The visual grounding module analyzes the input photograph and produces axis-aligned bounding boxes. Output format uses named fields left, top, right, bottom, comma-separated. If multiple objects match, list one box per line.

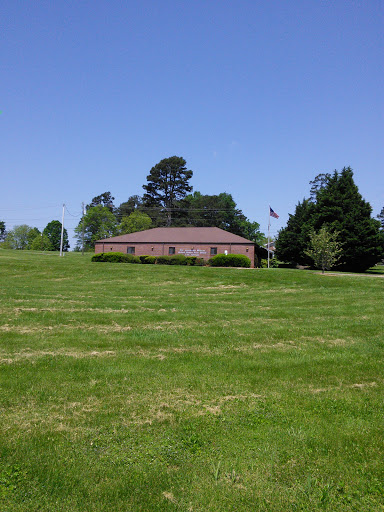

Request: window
left=127, top=247, right=135, bottom=254
left=210, top=247, right=217, bottom=255
left=169, top=247, right=175, bottom=255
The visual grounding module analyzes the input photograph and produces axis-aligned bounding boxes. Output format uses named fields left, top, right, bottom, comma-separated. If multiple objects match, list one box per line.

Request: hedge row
left=91, top=252, right=205, bottom=265
left=92, top=252, right=251, bottom=268
left=91, top=252, right=141, bottom=263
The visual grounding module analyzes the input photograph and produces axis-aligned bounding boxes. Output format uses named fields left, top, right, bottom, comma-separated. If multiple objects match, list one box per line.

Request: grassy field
left=0, top=249, right=383, bottom=511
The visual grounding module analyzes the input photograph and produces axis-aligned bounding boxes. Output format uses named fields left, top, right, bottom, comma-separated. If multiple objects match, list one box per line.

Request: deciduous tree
left=43, top=220, right=70, bottom=251
left=305, top=227, right=342, bottom=273
left=75, top=206, right=117, bottom=249
left=30, top=234, right=53, bottom=251
left=183, top=191, right=265, bottom=243
left=3, top=225, right=38, bottom=250
left=119, top=211, right=152, bottom=234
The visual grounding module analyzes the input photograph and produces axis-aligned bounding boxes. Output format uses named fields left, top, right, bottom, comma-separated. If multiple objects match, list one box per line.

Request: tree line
left=1, top=160, right=383, bottom=269
left=0, top=221, right=70, bottom=251
left=74, top=156, right=266, bottom=250
left=275, top=167, right=384, bottom=272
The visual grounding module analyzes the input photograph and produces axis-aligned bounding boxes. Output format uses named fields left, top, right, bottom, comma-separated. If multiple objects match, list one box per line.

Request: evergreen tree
left=378, top=207, right=384, bottom=230
left=0, top=221, right=6, bottom=242
left=276, top=167, right=384, bottom=271
left=142, top=156, right=193, bottom=226
left=275, top=199, right=316, bottom=265
left=116, top=195, right=143, bottom=222
left=314, top=167, right=384, bottom=272
left=87, top=192, right=116, bottom=214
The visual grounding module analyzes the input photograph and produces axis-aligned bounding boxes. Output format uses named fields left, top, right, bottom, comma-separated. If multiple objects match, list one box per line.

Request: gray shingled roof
left=96, top=227, right=253, bottom=244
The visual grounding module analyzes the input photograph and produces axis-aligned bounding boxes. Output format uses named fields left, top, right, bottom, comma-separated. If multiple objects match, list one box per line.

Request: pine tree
left=275, top=199, right=316, bottom=265
left=314, top=167, right=384, bottom=272
left=142, top=156, right=193, bottom=226
left=378, top=207, right=384, bottom=230
left=276, top=167, right=384, bottom=271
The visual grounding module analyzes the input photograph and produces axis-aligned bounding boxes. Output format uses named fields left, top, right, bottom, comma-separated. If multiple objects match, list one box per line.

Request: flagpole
left=267, top=206, right=270, bottom=269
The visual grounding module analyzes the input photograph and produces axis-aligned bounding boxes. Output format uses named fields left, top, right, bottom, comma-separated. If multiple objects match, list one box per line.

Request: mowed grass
left=0, top=250, right=383, bottom=511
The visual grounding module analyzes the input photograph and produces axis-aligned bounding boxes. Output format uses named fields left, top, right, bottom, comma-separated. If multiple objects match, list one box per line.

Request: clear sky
left=1, top=0, right=383, bottom=246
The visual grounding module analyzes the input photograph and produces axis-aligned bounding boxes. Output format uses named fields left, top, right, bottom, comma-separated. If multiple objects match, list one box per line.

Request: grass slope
left=0, top=250, right=383, bottom=511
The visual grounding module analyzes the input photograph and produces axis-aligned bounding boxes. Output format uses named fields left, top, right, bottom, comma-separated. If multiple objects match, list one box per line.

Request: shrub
left=260, top=258, right=278, bottom=268
left=208, top=253, right=251, bottom=268
left=184, top=256, right=205, bottom=266
left=124, top=254, right=141, bottom=264
left=156, top=255, right=171, bottom=265
left=142, top=256, right=156, bottom=264
left=139, top=255, right=150, bottom=263
left=169, top=255, right=187, bottom=265
left=91, top=252, right=141, bottom=263
left=92, top=252, right=107, bottom=262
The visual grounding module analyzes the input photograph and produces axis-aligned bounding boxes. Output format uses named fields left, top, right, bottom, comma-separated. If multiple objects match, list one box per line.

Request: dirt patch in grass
left=234, top=342, right=299, bottom=353
left=124, top=390, right=263, bottom=426
left=306, top=336, right=353, bottom=346
left=201, top=284, right=247, bottom=290
left=350, top=381, right=377, bottom=389
left=0, top=323, right=132, bottom=334
left=0, top=349, right=117, bottom=363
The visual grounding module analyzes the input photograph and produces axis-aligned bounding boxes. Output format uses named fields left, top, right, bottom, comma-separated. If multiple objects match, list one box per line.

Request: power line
left=64, top=205, right=82, bottom=217
left=0, top=205, right=62, bottom=212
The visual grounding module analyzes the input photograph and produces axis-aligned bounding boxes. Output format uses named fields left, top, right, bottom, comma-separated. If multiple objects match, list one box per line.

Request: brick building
left=95, top=227, right=255, bottom=267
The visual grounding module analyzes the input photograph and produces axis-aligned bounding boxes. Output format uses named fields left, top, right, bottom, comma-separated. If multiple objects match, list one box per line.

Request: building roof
left=96, top=227, right=254, bottom=244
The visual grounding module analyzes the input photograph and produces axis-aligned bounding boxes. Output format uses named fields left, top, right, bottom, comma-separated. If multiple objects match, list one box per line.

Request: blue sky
left=1, top=0, right=383, bottom=246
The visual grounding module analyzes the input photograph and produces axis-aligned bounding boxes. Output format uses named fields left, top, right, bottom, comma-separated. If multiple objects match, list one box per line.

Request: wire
left=0, top=205, right=61, bottom=212
left=64, top=205, right=82, bottom=217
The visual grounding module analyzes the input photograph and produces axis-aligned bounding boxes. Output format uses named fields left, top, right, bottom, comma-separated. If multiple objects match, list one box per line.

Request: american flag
left=269, top=207, right=279, bottom=219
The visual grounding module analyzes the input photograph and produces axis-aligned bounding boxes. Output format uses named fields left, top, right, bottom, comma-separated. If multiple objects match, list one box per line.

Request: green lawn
left=0, top=250, right=383, bottom=511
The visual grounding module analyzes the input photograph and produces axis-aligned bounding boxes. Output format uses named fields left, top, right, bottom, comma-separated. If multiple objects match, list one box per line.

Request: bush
left=208, top=254, right=251, bottom=268
left=156, top=255, right=171, bottom=265
left=169, top=255, right=187, bottom=265
left=142, top=256, right=156, bottom=264
left=260, top=258, right=279, bottom=268
left=184, top=256, right=205, bottom=266
left=139, top=255, right=150, bottom=263
left=124, top=254, right=141, bottom=264
left=91, top=252, right=141, bottom=264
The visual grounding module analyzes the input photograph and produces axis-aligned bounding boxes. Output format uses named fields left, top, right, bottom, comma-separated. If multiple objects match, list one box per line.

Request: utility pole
left=60, top=204, right=65, bottom=256
left=81, top=202, right=85, bottom=255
